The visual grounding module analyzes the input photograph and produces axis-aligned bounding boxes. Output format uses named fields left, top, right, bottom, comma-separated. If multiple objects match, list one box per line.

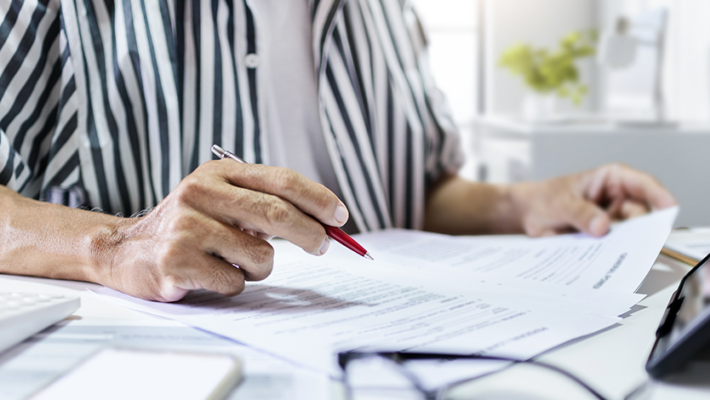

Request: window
left=412, top=0, right=481, bottom=179
left=600, top=0, right=710, bottom=122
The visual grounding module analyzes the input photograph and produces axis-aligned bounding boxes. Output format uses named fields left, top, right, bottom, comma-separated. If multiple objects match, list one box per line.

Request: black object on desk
left=647, top=252, right=710, bottom=377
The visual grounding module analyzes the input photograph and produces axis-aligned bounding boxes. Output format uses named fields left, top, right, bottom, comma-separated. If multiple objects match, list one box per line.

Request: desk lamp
left=597, top=9, right=673, bottom=126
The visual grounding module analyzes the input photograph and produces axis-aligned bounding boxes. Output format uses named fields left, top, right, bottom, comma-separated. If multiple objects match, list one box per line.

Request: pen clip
left=211, top=144, right=246, bottom=164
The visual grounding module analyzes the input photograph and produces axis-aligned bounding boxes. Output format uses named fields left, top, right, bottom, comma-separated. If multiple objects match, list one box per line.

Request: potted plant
left=499, top=30, right=596, bottom=120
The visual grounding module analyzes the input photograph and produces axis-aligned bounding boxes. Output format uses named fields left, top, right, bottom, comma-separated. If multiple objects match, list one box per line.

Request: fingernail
left=334, top=204, right=349, bottom=225
left=319, top=236, right=330, bottom=255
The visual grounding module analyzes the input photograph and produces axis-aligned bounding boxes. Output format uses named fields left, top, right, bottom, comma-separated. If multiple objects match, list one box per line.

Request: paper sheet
left=664, top=229, right=710, bottom=262
left=91, top=208, right=676, bottom=382
left=354, top=208, right=678, bottom=296
left=94, top=255, right=620, bottom=376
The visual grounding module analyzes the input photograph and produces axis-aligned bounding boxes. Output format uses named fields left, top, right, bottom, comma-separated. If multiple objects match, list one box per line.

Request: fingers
left=212, top=161, right=349, bottom=227
left=151, top=223, right=274, bottom=301
left=177, top=256, right=247, bottom=299
left=618, top=199, right=650, bottom=219
left=146, top=242, right=248, bottom=302
left=615, top=165, right=677, bottom=210
left=563, top=196, right=610, bottom=237
left=202, top=223, right=275, bottom=281
left=188, top=184, right=330, bottom=255
left=119, top=160, right=348, bottom=302
left=546, top=164, right=673, bottom=237
left=229, top=192, right=328, bottom=255
left=524, top=197, right=610, bottom=238
left=588, top=164, right=677, bottom=211
left=514, top=164, right=674, bottom=241
left=180, top=162, right=339, bottom=255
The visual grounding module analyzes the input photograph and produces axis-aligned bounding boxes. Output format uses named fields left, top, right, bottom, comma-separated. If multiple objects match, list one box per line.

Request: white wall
left=599, top=0, right=710, bottom=122
left=413, top=0, right=480, bottom=180
left=413, top=0, right=478, bottom=125
left=484, top=0, right=599, bottom=115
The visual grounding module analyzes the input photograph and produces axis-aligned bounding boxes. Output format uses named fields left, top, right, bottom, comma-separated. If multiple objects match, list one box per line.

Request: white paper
left=94, top=254, right=620, bottom=376
left=90, top=209, right=676, bottom=385
left=664, top=230, right=710, bottom=262
left=354, top=208, right=678, bottom=296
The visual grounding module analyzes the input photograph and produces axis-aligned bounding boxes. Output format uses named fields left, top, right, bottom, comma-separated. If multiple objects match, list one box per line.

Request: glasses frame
left=338, top=351, right=609, bottom=400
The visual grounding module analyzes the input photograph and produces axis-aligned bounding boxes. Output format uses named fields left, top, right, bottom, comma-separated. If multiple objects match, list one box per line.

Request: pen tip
left=364, top=253, right=374, bottom=261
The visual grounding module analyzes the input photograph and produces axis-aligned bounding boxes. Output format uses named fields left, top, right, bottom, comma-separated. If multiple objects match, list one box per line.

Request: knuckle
left=273, top=168, right=299, bottom=193
left=155, top=275, right=186, bottom=302
left=264, top=200, right=293, bottom=228
left=222, top=280, right=246, bottom=297
left=166, top=212, right=201, bottom=235
left=172, top=176, right=204, bottom=207
left=198, top=159, right=231, bottom=178
left=161, top=274, right=179, bottom=290
left=203, top=159, right=223, bottom=171
left=247, top=242, right=275, bottom=281
left=313, top=185, right=335, bottom=210
left=212, top=266, right=246, bottom=296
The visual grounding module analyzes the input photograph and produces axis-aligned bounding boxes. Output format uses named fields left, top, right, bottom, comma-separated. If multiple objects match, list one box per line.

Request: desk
left=446, top=254, right=705, bottom=400
left=1, top=239, right=708, bottom=399
left=476, top=116, right=710, bottom=228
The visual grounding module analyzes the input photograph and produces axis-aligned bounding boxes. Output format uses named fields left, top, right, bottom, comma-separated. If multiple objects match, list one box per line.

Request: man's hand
left=424, top=164, right=676, bottom=237
left=509, top=163, right=677, bottom=237
left=98, top=161, right=348, bottom=302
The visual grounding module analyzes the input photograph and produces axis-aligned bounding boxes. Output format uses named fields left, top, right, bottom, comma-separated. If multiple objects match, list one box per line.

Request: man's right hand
left=96, top=161, right=348, bottom=302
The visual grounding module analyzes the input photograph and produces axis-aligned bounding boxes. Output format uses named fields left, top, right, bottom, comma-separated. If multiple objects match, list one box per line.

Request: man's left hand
left=509, top=163, right=677, bottom=237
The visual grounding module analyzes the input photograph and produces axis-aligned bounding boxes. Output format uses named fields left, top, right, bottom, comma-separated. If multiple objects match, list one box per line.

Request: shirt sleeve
left=0, top=129, right=31, bottom=191
left=406, top=5, right=466, bottom=185
left=0, top=0, right=64, bottom=197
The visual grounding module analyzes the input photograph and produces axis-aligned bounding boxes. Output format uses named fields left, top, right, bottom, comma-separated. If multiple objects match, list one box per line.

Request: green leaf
left=497, top=29, right=597, bottom=105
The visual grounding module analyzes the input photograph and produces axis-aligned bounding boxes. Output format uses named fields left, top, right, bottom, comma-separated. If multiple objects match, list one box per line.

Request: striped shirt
left=0, top=0, right=463, bottom=232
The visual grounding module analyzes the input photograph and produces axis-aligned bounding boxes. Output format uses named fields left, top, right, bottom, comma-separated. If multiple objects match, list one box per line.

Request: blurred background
left=413, top=0, right=710, bottom=227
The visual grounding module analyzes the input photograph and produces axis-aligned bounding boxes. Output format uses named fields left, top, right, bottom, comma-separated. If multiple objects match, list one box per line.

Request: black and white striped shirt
left=0, top=0, right=463, bottom=232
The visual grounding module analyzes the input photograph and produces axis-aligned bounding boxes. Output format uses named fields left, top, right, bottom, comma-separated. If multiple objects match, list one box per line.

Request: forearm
left=423, top=174, right=525, bottom=235
left=0, top=185, right=124, bottom=284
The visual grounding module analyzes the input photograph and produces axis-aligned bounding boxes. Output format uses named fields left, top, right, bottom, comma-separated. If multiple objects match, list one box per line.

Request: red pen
left=211, top=145, right=374, bottom=261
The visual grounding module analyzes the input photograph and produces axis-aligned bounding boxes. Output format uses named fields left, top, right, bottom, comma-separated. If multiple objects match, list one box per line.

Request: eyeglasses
left=338, top=351, right=609, bottom=400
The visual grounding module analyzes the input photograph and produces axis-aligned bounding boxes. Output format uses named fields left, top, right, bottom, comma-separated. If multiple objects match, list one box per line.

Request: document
left=95, top=256, right=620, bottom=376
left=354, top=207, right=677, bottom=296
left=664, top=229, right=710, bottom=263
left=92, top=209, right=675, bottom=379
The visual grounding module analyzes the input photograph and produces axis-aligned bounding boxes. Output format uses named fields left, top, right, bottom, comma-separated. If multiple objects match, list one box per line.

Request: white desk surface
left=1, top=246, right=709, bottom=399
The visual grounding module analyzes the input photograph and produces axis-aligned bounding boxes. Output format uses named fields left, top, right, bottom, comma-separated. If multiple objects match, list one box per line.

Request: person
left=0, top=0, right=676, bottom=302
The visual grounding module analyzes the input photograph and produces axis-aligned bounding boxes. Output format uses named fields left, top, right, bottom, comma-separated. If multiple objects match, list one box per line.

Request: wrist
left=494, top=182, right=530, bottom=234
left=83, top=214, right=131, bottom=287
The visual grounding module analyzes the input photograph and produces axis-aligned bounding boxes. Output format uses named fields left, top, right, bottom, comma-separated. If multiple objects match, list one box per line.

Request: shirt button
left=245, top=53, right=260, bottom=68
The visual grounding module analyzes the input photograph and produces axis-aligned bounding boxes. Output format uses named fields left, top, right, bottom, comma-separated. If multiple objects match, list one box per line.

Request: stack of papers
left=93, top=208, right=677, bottom=389
left=663, top=229, right=710, bottom=264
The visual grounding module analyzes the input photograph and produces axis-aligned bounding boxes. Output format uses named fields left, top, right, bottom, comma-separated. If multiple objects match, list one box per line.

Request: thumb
left=563, top=199, right=610, bottom=237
